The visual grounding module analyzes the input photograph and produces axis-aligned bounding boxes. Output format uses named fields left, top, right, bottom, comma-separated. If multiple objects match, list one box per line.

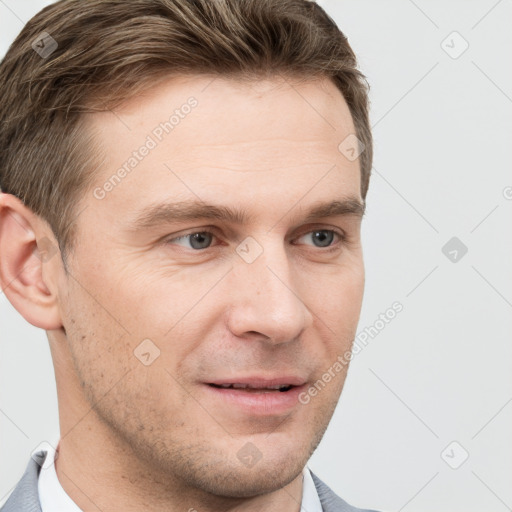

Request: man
left=0, top=0, right=377, bottom=511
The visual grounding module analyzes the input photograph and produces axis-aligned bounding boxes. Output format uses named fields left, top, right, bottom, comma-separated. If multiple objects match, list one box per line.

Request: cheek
left=106, top=259, right=226, bottom=338
left=308, top=264, right=365, bottom=359
left=61, top=275, right=139, bottom=398
left=62, top=289, right=190, bottom=429
left=308, top=261, right=364, bottom=319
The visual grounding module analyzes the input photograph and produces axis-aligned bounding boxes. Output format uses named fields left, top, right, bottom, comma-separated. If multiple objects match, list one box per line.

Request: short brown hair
left=0, top=0, right=372, bottom=264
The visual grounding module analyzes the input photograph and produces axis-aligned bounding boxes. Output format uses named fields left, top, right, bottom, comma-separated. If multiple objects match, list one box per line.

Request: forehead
left=81, top=75, right=361, bottom=228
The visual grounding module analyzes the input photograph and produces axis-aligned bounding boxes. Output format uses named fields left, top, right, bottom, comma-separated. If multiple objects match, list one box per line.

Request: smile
left=202, top=376, right=308, bottom=416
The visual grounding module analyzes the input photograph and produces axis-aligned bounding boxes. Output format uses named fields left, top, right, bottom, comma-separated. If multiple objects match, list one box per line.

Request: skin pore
left=0, top=75, right=365, bottom=512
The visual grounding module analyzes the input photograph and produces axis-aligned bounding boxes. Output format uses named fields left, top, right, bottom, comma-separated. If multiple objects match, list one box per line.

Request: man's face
left=58, top=75, right=365, bottom=496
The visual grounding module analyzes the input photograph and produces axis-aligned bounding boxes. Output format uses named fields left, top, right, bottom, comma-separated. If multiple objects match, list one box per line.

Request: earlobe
left=0, top=192, right=63, bottom=330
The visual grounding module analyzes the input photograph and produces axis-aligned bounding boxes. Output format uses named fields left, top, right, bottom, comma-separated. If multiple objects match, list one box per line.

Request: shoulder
left=0, top=451, right=45, bottom=512
left=310, top=471, right=382, bottom=512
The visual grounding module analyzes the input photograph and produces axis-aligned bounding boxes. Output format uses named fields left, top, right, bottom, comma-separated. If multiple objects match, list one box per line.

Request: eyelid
left=292, top=223, right=345, bottom=238
left=163, top=228, right=222, bottom=247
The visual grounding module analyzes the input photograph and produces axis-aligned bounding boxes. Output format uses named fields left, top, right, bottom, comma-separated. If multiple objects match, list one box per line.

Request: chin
left=195, top=457, right=306, bottom=498
left=155, top=434, right=312, bottom=499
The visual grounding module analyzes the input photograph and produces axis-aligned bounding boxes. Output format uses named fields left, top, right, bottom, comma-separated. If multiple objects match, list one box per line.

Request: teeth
left=213, top=383, right=292, bottom=391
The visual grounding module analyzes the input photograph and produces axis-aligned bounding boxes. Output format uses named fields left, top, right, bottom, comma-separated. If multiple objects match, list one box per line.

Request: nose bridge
left=227, top=236, right=313, bottom=342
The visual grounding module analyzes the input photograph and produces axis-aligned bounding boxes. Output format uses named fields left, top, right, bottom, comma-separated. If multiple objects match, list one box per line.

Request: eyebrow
left=127, top=197, right=365, bottom=232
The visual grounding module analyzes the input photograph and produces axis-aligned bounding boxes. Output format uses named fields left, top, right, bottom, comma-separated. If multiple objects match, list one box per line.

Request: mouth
left=202, top=377, right=308, bottom=416
left=208, top=383, right=294, bottom=393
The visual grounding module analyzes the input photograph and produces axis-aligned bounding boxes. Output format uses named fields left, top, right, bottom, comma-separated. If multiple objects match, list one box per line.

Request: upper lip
left=206, top=376, right=307, bottom=388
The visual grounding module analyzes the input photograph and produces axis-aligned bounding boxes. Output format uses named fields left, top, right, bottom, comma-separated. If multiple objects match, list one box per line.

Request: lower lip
left=202, top=384, right=307, bottom=416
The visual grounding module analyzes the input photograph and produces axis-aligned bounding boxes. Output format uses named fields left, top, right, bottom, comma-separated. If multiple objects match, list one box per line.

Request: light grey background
left=1, top=1, right=511, bottom=511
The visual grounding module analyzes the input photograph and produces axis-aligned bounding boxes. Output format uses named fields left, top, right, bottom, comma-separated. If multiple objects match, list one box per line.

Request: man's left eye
left=295, top=230, right=341, bottom=248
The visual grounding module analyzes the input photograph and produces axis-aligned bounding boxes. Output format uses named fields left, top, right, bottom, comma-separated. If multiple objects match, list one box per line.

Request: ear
left=0, top=192, right=63, bottom=330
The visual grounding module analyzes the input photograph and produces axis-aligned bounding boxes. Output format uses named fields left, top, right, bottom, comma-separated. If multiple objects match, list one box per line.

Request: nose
left=225, top=241, right=314, bottom=345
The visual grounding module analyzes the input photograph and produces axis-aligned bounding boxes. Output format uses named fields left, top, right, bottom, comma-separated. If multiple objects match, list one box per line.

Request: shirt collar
left=37, top=442, right=83, bottom=512
left=301, top=466, right=324, bottom=512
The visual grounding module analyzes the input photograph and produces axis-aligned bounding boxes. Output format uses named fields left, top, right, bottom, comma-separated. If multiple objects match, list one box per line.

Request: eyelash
left=164, top=228, right=347, bottom=253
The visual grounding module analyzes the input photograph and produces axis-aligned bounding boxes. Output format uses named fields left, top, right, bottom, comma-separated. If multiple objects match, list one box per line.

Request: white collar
left=38, top=444, right=322, bottom=512
left=37, top=443, right=82, bottom=512
left=301, top=465, right=324, bottom=512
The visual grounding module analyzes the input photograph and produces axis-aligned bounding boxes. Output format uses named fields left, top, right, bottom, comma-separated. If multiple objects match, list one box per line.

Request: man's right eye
left=164, top=231, right=216, bottom=250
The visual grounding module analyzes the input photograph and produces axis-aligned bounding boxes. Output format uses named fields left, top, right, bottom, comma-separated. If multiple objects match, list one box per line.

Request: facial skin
left=0, top=75, right=365, bottom=512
